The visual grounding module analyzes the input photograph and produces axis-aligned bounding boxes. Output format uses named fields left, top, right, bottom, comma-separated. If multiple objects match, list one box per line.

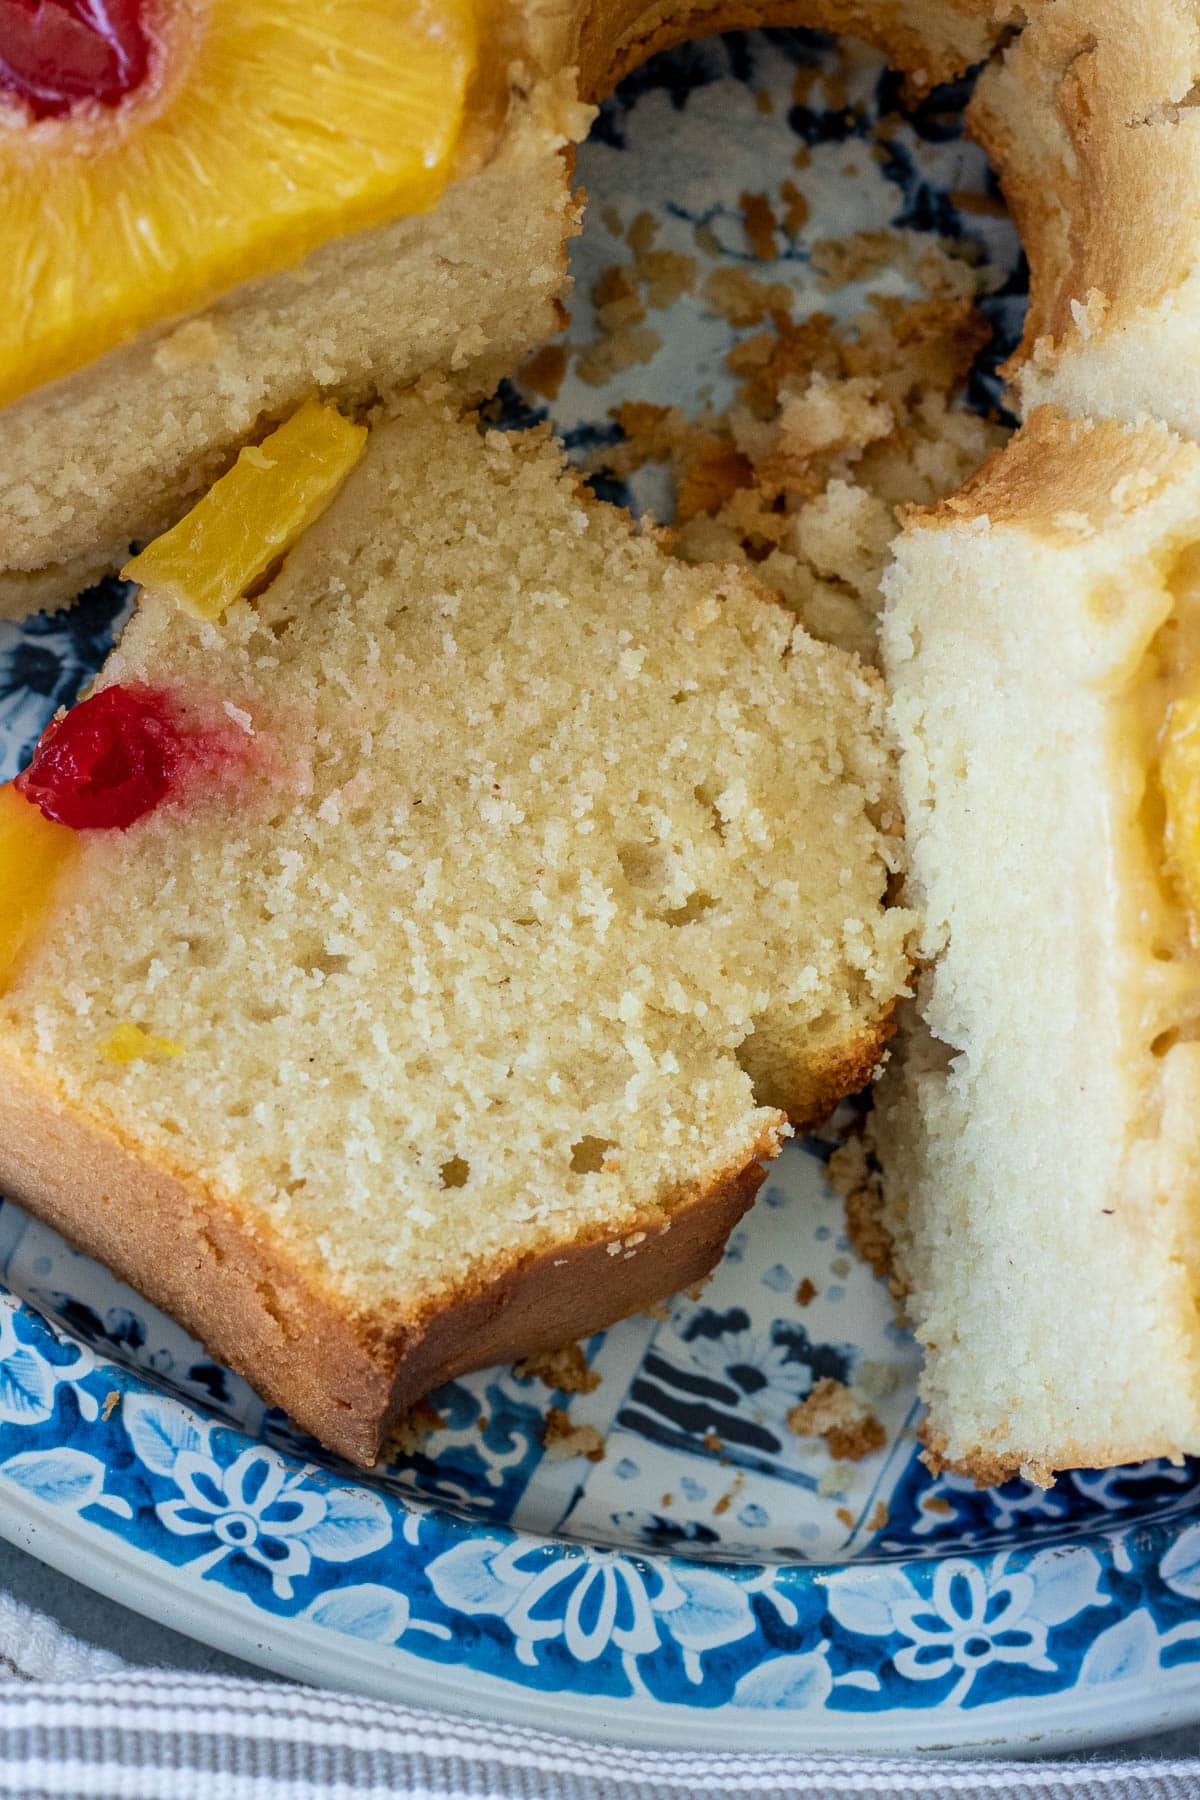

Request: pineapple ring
left=1161, top=686, right=1200, bottom=930
left=0, top=784, right=76, bottom=992
left=0, top=0, right=478, bottom=408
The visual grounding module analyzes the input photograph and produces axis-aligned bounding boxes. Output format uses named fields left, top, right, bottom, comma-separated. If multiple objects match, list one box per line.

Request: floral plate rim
left=0, top=1283, right=1200, bottom=1755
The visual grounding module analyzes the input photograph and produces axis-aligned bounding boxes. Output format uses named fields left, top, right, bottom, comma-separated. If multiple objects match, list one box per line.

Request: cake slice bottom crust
left=0, top=1050, right=786, bottom=1466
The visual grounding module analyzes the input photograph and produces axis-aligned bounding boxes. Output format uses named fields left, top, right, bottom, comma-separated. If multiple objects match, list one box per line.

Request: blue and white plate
left=1, top=28, right=1197, bottom=1757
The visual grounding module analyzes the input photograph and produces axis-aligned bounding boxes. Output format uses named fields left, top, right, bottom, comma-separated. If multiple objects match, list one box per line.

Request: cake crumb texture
left=0, top=395, right=910, bottom=1455
left=878, top=406, right=1200, bottom=1480
left=543, top=1407, right=606, bottom=1461
left=515, top=1341, right=601, bottom=1394
left=595, top=253, right=1004, bottom=667
left=787, top=1376, right=885, bottom=1461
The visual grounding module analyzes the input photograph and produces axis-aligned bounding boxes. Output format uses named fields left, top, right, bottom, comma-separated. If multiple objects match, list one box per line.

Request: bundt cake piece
left=972, top=0, right=1200, bottom=440
left=0, top=393, right=911, bottom=1464
left=877, top=404, right=1200, bottom=1485
left=0, top=0, right=1004, bottom=619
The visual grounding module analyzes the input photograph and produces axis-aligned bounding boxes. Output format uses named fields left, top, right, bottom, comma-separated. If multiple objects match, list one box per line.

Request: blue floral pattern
left=0, top=27, right=1198, bottom=1755
left=123, top=1393, right=392, bottom=1599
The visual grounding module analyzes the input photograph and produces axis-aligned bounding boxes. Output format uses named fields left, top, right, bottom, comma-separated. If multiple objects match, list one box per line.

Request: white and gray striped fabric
left=0, top=1676, right=1197, bottom=1800
left=0, top=1572, right=1197, bottom=1799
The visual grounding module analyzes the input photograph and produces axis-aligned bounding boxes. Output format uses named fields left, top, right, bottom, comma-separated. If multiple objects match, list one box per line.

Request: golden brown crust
left=564, top=0, right=1001, bottom=101
left=918, top=1419, right=1054, bottom=1491
left=762, top=1014, right=895, bottom=1131
left=0, top=1048, right=774, bottom=1466
left=0, top=1010, right=892, bottom=1464
left=919, top=1404, right=1200, bottom=1492
left=903, top=404, right=1199, bottom=536
left=914, top=1414, right=1197, bottom=1493
left=967, top=0, right=1200, bottom=392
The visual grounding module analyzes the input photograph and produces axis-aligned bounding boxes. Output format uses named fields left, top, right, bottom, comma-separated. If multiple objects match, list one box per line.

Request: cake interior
left=4, top=398, right=911, bottom=1324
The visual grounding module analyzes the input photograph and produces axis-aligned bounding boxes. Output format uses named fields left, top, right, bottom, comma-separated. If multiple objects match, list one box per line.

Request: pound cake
left=0, top=0, right=1004, bottom=619
left=972, top=0, right=1200, bottom=440
left=876, top=405, right=1200, bottom=1485
left=0, top=1, right=588, bottom=618
left=0, top=393, right=911, bottom=1465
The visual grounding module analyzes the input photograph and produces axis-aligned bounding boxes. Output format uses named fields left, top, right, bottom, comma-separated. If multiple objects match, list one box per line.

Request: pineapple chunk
left=101, top=1023, right=184, bottom=1064
left=1161, top=686, right=1200, bottom=926
left=124, top=399, right=367, bottom=619
left=0, top=783, right=76, bottom=990
left=1, top=0, right=479, bottom=408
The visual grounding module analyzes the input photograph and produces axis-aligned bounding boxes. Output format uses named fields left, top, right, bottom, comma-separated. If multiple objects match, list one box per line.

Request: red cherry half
left=15, top=684, right=186, bottom=830
left=0, top=0, right=150, bottom=118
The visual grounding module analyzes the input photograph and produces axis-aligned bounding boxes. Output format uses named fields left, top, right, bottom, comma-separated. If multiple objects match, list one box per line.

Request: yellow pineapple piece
left=123, top=399, right=367, bottom=619
left=100, top=1022, right=185, bottom=1064
left=1, top=0, right=479, bottom=409
left=0, top=783, right=76, bottom=990
left=1161, top=686, right=1200, bottom=926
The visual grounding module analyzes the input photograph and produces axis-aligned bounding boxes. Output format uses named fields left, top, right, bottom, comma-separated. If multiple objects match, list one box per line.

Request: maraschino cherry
left=16, top=684, right=186, bottom=830
left=0, top=0, right=150, bottom=118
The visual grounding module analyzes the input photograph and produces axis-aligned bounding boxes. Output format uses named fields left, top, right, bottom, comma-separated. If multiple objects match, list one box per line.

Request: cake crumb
left=713, top=1472, right=744, bottom=1517
left=676, top=442, right=754, bottom=523
left=830, top=1137, right=893, bottom=1279
left=641, top=272, right=1006, bottom=663
left=868, top=1500, right=890, bottom=1532
left=576, top=323, right=661, bottom=387
left=592, top=263, right=646, bottom=331
left=627, top=210, right=658, bottom=256
left=836, top=1505, right=856, bottom=1529
left=520, top=344, right=569, bottom=401
left=810, top=229, right=900, bottom=288
left=854, top=1359, right=900, bottom=1404
left=795, top=1277, right=818, bottom=1306
left=741, top=190, right=778, bottom=261
left=100, top=1390, right=120, bottom=1422
left=693, top=219, right=723, bottom=259
left=636, top=249, right=697, bottom=310
left=702, top=1429, right=723, bottom=1454
left=788, top=1377, right=886, bottom=1461
left=515, top=1341, right=601, bottom=1395
left=703, top=265, right=793, bottom=328
left=792, top=65, right=820, bottom=105
left=778, top=177, right=809, bottom=237
left=386, top=1397, right=445, bottom=1457
left=543, top=1407, right=606, bottom=1462
left=924, top=1495, right=954, bottom=1517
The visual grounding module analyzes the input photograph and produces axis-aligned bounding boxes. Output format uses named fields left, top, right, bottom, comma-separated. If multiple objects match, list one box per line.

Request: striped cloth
left=0, top=1579, right=1196, bottom=1798
left=0, top=1675, right=1197, bottom=1800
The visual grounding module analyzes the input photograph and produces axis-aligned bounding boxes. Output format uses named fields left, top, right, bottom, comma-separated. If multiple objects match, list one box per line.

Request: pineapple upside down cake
left=7, top=0, right=1200, bottom=1484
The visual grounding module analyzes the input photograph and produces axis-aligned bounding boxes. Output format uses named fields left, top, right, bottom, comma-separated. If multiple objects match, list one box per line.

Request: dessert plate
left=2, top=27, right=1198, bottom=1756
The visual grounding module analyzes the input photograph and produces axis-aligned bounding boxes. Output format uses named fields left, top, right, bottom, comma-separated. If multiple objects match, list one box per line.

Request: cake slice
left=876, top=404, right=1200, bottom=1485
left=971, top=0, right=1200, bottom=439
left=0, top=394, right=910, bottom=1465
left=0, top=2, right=589, bottom=619
left=0, top=0, right=1004, bottom=619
